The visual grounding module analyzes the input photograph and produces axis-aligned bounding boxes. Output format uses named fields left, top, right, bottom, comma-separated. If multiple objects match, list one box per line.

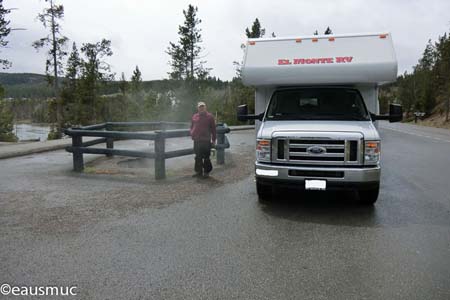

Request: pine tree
left=119, top=72, right=128, bottom=96
left=0, top=1, right=16, bottom=142
left=434, top=33, right=450, bottom=121
left=313, top=30, right=319, bottom=35
left=418, top=40, right=435, bottom=71
left=59, top=42, right=81, bottom=126
left=79, top=39, right=114, bottom=124
left=32, top=0, right=69, bottom=91
left=414, top=40, right=437, bottom=114
left=397, top=72, right=418, bottom=116
left=65, top=42, right=81, bottom=91
left=32, top=0, right=68, bottom=138
left=0, top=101, right=17, bottom=142
left=245, top=18, right=265, bottom=38
left=130, top=65, right=142, bottom=92
left=167, top=5, right=209, bottom=80
left=324, top=27, right=333, bottom=35
left=396, top=34, right=450, bottom=119
left=0, top=0, right=11, bottom=69
left=118, top=72, right=129, bottom=120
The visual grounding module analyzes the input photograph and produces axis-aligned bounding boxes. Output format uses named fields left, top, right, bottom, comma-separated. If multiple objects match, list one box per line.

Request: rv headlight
left=256, top=139, right=271, bottom=162
left=364, top=140, right=381, bottom=165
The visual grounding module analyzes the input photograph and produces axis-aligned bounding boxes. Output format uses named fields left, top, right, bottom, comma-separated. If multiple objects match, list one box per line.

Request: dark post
left=154, top=131, right=166, bottom=180
left=105, top=123, right=114, bottom=157
left=106, top=138, right=114, bottom=157
left=72, top=134, right=84, bottom=172
left=216, top=124, right=225, bottom=165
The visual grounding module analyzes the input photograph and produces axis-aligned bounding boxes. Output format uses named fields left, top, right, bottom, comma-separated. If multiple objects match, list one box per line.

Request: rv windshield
left=265, top=88, right=370, bottom=121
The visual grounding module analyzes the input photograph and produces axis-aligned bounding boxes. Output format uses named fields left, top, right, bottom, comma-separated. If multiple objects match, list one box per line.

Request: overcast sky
left=2, top=0, right=449, bottom=81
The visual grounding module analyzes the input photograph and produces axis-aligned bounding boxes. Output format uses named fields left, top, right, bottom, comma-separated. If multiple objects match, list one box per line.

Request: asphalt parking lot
left=1, top=123, right=450, bottom=299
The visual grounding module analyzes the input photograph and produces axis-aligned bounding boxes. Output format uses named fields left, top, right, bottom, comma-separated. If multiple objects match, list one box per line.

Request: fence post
left=154, top=130, right=166, bottom=180
left=216, top=124, right=225, bottom=165
left=72, top=134, right=84, bottom=172
left=105, top=123, right=114, bottom=157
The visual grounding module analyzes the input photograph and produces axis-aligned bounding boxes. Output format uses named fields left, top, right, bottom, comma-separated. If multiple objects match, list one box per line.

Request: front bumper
left=255, top=161, right=380, bottom=190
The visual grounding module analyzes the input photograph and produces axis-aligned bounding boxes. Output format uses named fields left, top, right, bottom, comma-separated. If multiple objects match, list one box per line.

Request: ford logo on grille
left=306, top=146, right=327, bottom=154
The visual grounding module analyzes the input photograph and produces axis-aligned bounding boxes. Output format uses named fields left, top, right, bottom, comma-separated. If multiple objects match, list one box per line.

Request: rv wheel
left=256, top=180, right=273, bottom=202
left=358, top=184, right=380, bottom=205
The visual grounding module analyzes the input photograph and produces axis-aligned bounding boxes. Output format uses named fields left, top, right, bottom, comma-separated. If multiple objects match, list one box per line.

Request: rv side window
left=266, top=88, right=370, bottom=121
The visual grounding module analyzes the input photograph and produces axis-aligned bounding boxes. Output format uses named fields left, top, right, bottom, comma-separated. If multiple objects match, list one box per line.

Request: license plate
left=305, top=180, right=326, bottom=190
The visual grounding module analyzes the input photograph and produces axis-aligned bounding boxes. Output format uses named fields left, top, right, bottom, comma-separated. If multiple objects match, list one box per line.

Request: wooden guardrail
left=64, top=121, right=231, bottom=180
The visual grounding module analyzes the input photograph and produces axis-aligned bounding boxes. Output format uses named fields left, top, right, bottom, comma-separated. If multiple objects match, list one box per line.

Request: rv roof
left=242, top=32, right=397, bottom=87
left=247, top=32, right=390, bottom=42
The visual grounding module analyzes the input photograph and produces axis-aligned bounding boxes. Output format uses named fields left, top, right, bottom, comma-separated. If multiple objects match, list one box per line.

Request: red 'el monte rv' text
left=277, top=56, right=353, bottom=65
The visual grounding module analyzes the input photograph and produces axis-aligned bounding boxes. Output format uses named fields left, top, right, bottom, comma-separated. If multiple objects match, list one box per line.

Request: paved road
left=1, top=123, right=450, bottom=299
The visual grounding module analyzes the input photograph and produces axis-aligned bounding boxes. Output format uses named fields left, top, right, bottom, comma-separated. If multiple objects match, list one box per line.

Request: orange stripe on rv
left=249, top=41, right=256, bottom=45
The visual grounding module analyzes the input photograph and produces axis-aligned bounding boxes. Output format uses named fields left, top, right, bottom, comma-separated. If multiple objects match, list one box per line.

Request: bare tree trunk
left=190, top=46, right=194, bottom=79
left=50, top=0, right=62, bottom=137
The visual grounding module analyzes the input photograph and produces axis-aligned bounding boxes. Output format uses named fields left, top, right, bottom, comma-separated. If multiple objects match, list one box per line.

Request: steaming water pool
left=13, top=123, right=51, bottom=141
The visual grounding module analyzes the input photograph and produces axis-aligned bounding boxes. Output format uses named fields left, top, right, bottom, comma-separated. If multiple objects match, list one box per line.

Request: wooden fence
left=64, top=121, right=230, bottom=179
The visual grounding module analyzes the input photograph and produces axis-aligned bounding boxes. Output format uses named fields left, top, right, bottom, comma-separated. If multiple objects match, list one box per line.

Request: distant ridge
left=0, top=72, right=227, bottom=99
left=0, top=73, right=48, bottom=86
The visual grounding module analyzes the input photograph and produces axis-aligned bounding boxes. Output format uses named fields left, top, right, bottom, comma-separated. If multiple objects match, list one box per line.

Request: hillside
left=407, top=101, right=450, bottom=130
left=0, top=72, right=228, bottom=99
left=0, top=73, right=53, bottom=99
left=0, top=73, right=48, bottom=86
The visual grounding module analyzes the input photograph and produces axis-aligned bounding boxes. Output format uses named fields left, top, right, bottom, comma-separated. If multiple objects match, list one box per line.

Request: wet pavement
left=1, top=124, right=450, bottom=299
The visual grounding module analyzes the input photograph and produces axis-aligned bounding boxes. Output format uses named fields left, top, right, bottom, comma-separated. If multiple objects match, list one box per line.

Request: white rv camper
left=238, top=32, right=402, bottom=204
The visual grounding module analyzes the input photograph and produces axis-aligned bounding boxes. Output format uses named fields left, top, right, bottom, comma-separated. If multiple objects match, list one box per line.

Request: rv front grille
left=273, top=136, right=362, bottom=166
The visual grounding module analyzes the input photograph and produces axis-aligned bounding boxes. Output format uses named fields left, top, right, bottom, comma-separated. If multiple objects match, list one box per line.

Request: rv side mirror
left=237, top=104, right=265, bottom=121
left=258, top=113, right=264, bottom=121
left=371, top=103, right=403, bottom=122
left=389, top=104, right=403, bottom=123
left=237, top=104, right=248, bottom=121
